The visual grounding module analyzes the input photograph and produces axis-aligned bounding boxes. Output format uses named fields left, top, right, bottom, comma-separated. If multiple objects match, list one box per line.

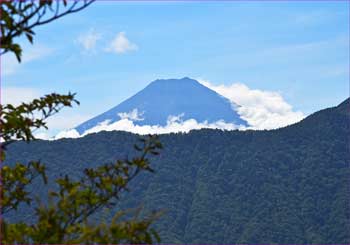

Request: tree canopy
left=6, top=100, right=349, bottom=243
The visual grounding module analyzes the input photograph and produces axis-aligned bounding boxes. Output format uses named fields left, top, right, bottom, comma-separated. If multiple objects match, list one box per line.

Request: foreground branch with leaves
left=1, top=0, right=94, bottom=61
left=0, top=95, right=163, bottom=244
left=1, top=1, right=163, bottom=243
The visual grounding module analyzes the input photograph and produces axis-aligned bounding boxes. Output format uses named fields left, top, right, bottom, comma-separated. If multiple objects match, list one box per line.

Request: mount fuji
left=75, top=77, right=248, bottom=134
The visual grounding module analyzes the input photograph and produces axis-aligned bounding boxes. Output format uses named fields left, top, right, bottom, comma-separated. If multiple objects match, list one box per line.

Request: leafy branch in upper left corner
left=0, top=0, right=95, bottom=62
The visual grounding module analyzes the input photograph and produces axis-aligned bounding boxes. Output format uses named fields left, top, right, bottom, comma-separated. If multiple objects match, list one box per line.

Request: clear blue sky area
left=2, top=1, right=349, bottom=130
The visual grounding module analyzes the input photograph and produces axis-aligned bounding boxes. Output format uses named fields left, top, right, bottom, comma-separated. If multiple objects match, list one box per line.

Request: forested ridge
left=5, top=98, right=350, bottom=244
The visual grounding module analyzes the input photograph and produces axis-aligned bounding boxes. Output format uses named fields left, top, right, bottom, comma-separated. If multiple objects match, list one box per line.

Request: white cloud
left=2, top=44, right=53, bottom=76
left=34, top=112, right=93, bottom=140
left=1, top=87, right=42, bottom=106
left=54, top=114, right=243, bottom=140
left=106, top=32, right=138, bottom=54
left=76, top=28, right=101, bottom=52
left=54, top=129, right=80, bottom=140
left=118, top=108, right=144, bottom=121
left=198, top=79, right=305, bottom=130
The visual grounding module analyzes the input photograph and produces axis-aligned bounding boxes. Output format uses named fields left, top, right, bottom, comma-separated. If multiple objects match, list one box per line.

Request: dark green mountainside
left=5, top=98, right=350, bottom=244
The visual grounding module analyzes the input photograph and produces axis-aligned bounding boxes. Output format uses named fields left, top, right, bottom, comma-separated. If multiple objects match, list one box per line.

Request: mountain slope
left=5, top=98, right=350, bottom=243
left=75, top=77, right=248, bottom=134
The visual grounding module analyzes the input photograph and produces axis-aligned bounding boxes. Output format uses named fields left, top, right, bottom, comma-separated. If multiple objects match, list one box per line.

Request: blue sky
left=2, top=1, right=349, bottom=136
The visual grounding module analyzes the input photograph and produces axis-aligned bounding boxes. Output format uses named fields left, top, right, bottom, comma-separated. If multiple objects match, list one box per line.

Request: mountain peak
left=75, top=77, right=248, bottom=134
left=147, top=77, right=203, bottom=88
left=152, top=77, right=194, bottom=82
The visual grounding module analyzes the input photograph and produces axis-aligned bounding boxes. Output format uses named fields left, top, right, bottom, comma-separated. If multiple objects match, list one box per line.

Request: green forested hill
left=5, top=98, right=350, bottom=244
